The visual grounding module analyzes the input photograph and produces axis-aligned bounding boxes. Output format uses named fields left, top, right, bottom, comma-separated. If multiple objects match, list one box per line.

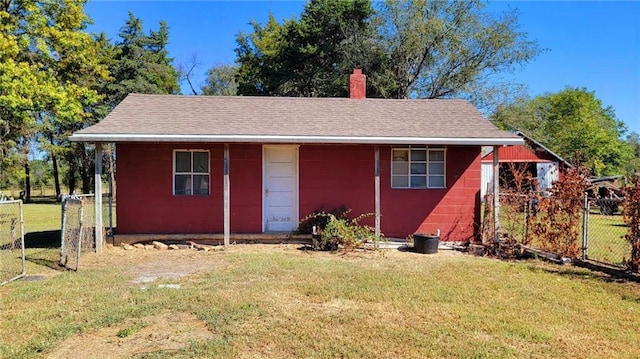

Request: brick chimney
left=349, top=69, right=366, bottom=99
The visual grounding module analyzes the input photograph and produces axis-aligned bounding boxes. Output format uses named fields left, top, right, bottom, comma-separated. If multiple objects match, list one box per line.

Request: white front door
left=263, top=146, right=298, bottom=232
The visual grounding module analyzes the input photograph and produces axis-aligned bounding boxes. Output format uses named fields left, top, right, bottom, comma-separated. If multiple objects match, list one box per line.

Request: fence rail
left=0, top=200, right=25, bottom=285
left=1, top=187, right=59, bottom=200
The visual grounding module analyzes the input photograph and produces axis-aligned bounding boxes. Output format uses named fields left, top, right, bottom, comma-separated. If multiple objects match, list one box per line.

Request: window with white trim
left=174, top=150, right=210, bottom=195
left=391, top=147, right=446, bottom=188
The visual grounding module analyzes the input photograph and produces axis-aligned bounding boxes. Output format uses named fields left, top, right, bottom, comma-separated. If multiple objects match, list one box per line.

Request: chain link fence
left=494, top=193, right=586, bottom=257
left=497, top=193, right=533, bottom=245
left=0, top=200, right=25, bottom=285
left=482, top=193, right=545, bottom=251
left=60, top=194, right=96, bottom=271
left=583, top=197, right=630, bottom=267
left=487, top=192, right=632, bottom=269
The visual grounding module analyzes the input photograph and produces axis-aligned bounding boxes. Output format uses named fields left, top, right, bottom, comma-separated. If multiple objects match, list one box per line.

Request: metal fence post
left=76, top=199, right=85, bottom=271
left=523, top=199, right=529, bottom=244
left=582, top=193, right=589, bottom=260
left=19, top=201, right=25, bottom=277
left=60, top=195, right=68, bottom=266
left=108, top=178, right=113, bottom=240
left=493, top=145, right=500, bottom=251
left=94, top=143, right=103, bottom=253
left=0, top=199, right=26, bottom=285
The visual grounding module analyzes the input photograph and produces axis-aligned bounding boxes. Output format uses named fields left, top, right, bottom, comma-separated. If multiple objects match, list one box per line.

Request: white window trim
left=173, top=149, right=211, bottom=196
left=427, top=148, right=446, bottom=188
left=391, top=146, right=447, bottom=189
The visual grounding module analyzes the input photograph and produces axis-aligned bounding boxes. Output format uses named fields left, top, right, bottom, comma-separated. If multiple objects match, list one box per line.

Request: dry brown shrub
left=623, top=176, right=640, bottom=272
left=528, top=166, right=589, bottom=258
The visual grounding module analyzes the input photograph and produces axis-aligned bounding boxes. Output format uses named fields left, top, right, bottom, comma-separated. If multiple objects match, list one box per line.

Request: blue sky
left=85, top=1, right=640, bottom=134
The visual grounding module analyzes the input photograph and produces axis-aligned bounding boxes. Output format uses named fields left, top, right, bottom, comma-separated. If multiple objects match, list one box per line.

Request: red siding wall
left=298, top=145, right=481, bottom=241
left=379, top=145, right=481, bottom=241
left=116, top=143, right=262, bottom=234
left=229, top=144, right=263, bottom=232
left=116, top=143, right=481, bottom=241
left=299, top=144, right=375, bottom=222
left=482, top=145, right=553, bottom=163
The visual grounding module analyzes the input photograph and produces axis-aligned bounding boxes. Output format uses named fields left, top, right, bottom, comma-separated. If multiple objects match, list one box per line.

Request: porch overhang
left=68, top=133, right=524, bottom=146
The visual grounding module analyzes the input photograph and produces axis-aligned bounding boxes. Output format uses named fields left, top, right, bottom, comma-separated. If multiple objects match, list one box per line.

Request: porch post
left=493, top=145, right=500, bottom=248
left=223, top=144, right=230, bottom=248
left=374, top=146, right=380, bottom=238
left=94, top=143, right=103, bottom=253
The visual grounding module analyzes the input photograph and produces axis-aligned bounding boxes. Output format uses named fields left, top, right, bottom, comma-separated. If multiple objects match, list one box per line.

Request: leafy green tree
left=492, top=88, right=633, bottom=176
left=1, top=6, right=178, bottom=198
left=376, top=0, right=541, bottom=105
left=201, top=64, right=238, bottom=96
left=624, top=132, right=640, bottom=175
left=235, top=0, right=387, bottom=97
left=233, top=0, right=540, bottom=105
left=50, top=31, right=114, bottom=195
left=29, top=158, right=53, bottom=189
left=235, top=13, right=288, bottom=96
left=1, top=1, right=52, bottom=200
left=84, top=12, right=180, bottom=197
left=0, top=0, right=108, bottom=201
left=55, top=12, right=180, bottom=197
left=40, top=3, right=110, bottom=197
left=490, top=95, right=549, bottom=143
left=104, top=12, right=180, bottom=106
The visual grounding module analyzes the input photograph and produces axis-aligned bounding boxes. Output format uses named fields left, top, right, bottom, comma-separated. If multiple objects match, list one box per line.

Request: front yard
left=1, top=243, right=640, bottom=358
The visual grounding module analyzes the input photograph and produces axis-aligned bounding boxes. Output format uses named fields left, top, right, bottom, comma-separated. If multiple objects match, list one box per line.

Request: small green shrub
left=301, top=209, right=381, bottom=251
left=297, top=205, right=348, bottom=234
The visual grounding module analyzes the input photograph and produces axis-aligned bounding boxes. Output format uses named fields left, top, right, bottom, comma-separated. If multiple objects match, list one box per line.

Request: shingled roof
left=70, top=93, right=522, bottom=145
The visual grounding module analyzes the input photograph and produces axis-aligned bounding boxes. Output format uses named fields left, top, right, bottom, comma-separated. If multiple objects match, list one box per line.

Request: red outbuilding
left=70, top=70, right=522, bottom=248
left=480, top=131, right=571, bottom=199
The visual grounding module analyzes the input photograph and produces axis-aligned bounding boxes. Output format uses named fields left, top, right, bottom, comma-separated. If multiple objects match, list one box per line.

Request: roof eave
left=69, top=133, right=524, bottom=146
left=515, top=131, right=572, bottom=166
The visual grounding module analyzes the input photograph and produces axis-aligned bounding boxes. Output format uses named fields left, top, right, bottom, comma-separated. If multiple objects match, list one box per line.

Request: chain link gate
left=0, top=200, right=25, bottom=285
left=60, top=194, right=96, bottom=271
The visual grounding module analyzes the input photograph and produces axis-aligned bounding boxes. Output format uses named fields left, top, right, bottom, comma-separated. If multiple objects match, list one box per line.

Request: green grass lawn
left=586, top=214, right=631, bottom=265
left=22, top=202, right=61, bottom=233
left=1, top=246, right=640, bottom=358
left=18, top=200, right=63, bottom=249
left=3, top=200, right=639, bottom=357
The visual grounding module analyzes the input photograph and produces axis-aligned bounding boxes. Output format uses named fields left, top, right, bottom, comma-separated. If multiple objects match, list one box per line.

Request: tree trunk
left=52, top=154, right=61, bottom=200
left=107, top=144, right=116, bottom=198
left=79, top=144, right=93, bottom=194
left=49, top=135, right=61, bottom=200
left=66, top=156, right=77, bottom=194
left=81, top=171, right=91, bottom=194
left=24, top=160, right=31, bottom=203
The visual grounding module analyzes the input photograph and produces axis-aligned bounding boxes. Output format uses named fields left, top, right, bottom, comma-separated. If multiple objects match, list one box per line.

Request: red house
left=70, top=70, right=522, bottom=248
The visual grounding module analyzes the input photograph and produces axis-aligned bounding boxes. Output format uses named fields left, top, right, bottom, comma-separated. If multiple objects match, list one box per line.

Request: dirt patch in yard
left=105, top=242, right=464, bottom=276
left=46, top=311, right=214, bottom=358
left=79, top=243, right=229, bottom=284
left=39, top=243, right=463, bottom=358
left=77, top=242, right=334, bottom=282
